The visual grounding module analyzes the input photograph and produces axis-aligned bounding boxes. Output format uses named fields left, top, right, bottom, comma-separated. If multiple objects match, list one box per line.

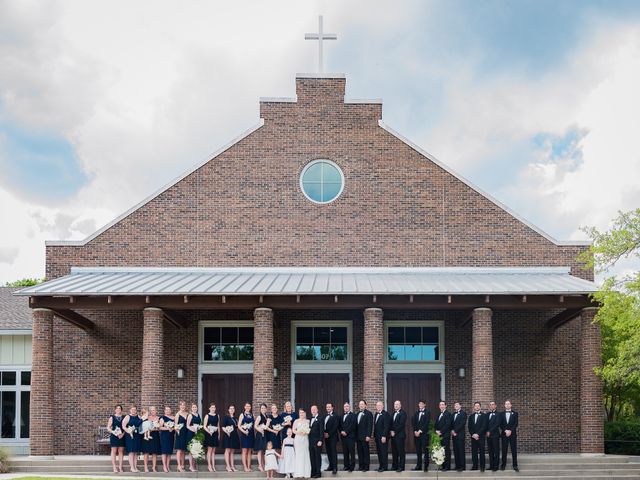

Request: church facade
left=17, top=74, right=603, bottom=456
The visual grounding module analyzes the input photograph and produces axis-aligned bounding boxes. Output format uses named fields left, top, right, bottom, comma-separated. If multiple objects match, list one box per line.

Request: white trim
left=299, top=159, right=345, bottom=205
left=290, top=320, right=353, bottom=407
left=344, top=98, right=383, bottom=104
left=378, top=120, right=591, bottom=247
left=45, top=120, right=266, bottom=247
left=0, top=329, right=31, bottom=335
left=260, top=96, right=298, bottom=103
left=296, top=73, right=346, bottom=79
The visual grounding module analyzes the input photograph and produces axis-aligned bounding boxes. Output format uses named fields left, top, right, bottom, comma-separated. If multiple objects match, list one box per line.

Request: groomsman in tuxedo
left=323, top=403, right=339, bottom=475
left=500, top=400, right=519, bottom=472
left=411, top=399, right=430, bottom=471
left=339, top=403, right=357, bottom=472
left=309, top=405, right=324, bottom=478
left=468, top=402, right=487, bottom=472
left=451, top=401, right=467, bottom=472
left=434, top=401, right=452, bottom=471
left=389, top=400, right=407, bottom=472
left=486, top=401, right=501, bottom=471
left=356, top=400, right=373, bottom=471
left=373, top=401, right=391, bottom=472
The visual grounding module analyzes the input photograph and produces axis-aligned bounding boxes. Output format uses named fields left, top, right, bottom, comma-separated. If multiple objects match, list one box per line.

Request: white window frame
left=299, top=159, right=345, bottom=205
left=290, top=321, right=352, bottom=408
left=0, top=366, right=31, bottom=443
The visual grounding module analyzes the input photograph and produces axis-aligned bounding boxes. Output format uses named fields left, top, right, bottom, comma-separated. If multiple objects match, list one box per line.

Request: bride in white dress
left=292, top=409, right=311, bottom=479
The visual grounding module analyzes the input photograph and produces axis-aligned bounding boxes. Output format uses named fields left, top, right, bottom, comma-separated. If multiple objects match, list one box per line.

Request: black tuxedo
left=468, top=412, right=487, bottom=470
left=434, top=410, right=452, bottom=470
left=355, top=409, right=373, bottom=470
left=451, top=410, right=467, bottom=471
left=309, top=415, right=323, bottom=477
left=323, top=412, right=339, bottom=472
left=373, top=410, right=391, bottom=470
left=486, top=410, right=501, bottom=470
left=390, top=409, right=407, bottom=471
left=499, top=410, right=518, bottom=469
left=411, top=409, right=431, bottom=469
left=339, top=412, right=357, bottom=471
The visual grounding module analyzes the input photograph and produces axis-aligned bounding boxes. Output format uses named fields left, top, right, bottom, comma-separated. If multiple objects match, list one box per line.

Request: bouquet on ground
left=125, top=425, right=137, bottom=439
left=174, top=423, right=184, bottom=435
left=207, top=425, right=218, bottom=434
left=223, top=425, right=235, bottom=436
left=187, top=428, right=206, bottom=463
left=296, top=422, right=311, bottom=435
left=429, top=426, right=445, bottom=471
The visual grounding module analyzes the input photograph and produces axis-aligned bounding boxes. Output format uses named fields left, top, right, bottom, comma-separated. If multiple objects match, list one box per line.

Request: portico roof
left=15, top=266, right=597, bottom=297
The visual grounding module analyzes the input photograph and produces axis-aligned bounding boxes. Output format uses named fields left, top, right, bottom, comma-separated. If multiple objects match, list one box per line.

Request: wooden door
left=294, top=373, right=350, bottom=414
left=202, top=374, right=253, bottom=415
left=386, top=373, right=441, bottom=453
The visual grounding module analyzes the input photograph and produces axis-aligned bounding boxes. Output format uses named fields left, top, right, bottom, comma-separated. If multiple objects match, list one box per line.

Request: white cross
left=305, top=15, right=337, bottom=73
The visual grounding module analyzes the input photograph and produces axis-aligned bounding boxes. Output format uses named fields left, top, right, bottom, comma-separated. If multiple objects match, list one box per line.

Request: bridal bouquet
left=126, top=425, right=136, bottom=439
left=241, top=422, right=253, bottom=430
left=187, top=428, right=206, bottom=462
left=283, top=415, right=293, bottom=424
left=223, top=425, right=235, bottom=436
left=296, top=423, right=311, bottom=435
left=207, top=425, right=218, bottom=434
left=174, top=423, right=184, bottom=435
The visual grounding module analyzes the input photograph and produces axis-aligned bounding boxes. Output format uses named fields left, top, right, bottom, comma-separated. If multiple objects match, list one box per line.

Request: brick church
left=17, top=73, right=603, bottom=456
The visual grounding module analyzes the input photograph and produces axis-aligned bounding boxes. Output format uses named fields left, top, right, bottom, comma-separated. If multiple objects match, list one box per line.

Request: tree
left=582, top=208, right=640, bottom=421
left=4, top=278, right=44, bottom=287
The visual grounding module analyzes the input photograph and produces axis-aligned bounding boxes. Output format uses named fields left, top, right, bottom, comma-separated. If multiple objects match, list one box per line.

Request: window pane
left=315, top=327, right=330, bottom=344
left=303, top=163, right=323, bottom=183
left=238, top=327, right=254, bottom=344
left=296, top=345, right=315, bottom=361
left=238, top=345, right=254, bottom=361
left=297, top=327, right=313, bottom=344
left=220, top=345, right=238, bottom=361
left=422, top=345, right=439, bottom=361
left=388, top=327, right=404, bottom=344
left=20, top=391, right=29, bottom=438
left=319, top=345, right=331, bottom=361
left=1, top=372, right=16, bottom=386
left=21, top=371, right=31, bottom=386
left=322, top=163, right=342, bottom=184
left=321, top=182, right=342, bottom=202
left=387, top=345, right=404, bottom=361
left=405, top=327, right=421, bottom=344
left=221, top=328, right=238, bottom=344
left=331, top=345, right=347, bottom=361
left=204, top=327, right=220, bottom=344
left=1, top=391, right=16, bottom=438
left=330, top=327, right=347, bottom=343
left=204, top=344, right=222, bottom=361
left=405, top=344, right=421, bottom=361
left=303, top=182, right=322, bottom=202
left=423, top=327, right=439, bottom=344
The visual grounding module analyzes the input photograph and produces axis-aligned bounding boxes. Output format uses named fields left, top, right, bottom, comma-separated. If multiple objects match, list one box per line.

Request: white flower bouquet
left=188, top=439, right=204, bottom=460
left=256, top=424, right=267, bottom=434
left=126, top=425, right=136, bottom=439
left=175, top=423, right=184, bottom=435
left=273, top=424, right=283, bottom=432
left=112, top=427, right=122, bottom=437
left=242, top=422, right=253, bottom=430
left=195, top=424, right=203, bottom=432
left=164, top=421, right=175, bottom=430
left=152, top=420, right=160, bottom=430
left=223, top=425, right=234, bottom=436
left=283, top=415, right=293, bottom=424
left=296, top=423, right=311, bottom=435
left=430, top=445, right=445, bottom=467
left=207, top=425, right=218, bottom=434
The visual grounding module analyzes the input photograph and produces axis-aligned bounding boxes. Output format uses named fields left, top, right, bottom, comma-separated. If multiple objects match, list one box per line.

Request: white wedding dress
left=293, top=419, right=311, bottom=479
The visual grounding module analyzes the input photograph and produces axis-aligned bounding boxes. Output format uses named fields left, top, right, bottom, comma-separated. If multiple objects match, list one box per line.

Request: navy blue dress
left=266, top=413, right=283, bottom=449
left=254, top=414, right=268, bottom=451
left=109, top=415, right=125, bottom=448
left=239, top=413, right=255, bottom=449
left=185, top=414, right=202, bottom=446
left=124, top=414, right=142, bottom=453
left=204, top=413, right=219, bottom=448
left=142, top=418, right=161, bottom=455
left=281, top=411, right=298, bottom=437
left=159, top=415, right=175, bottom=455
left=221, top=415, right=240, bottom=450
left=174, top=413, right=189, bottom=451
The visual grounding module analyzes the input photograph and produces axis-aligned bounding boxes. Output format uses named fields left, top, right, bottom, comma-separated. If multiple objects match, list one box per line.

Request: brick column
left=580, top=307, right=604, bottom=453
left=363, top=308, right=384, bottom=405
left=30, top=308, right=55, bottom=456
left=471, top=307, right=494, bottom=407
left=141, top=307, right=164, bottom=409
left=253, top=308, right=274, bottom=411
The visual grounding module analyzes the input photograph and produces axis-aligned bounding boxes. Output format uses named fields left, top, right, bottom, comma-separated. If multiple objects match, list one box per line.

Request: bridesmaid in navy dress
left=204, top=403, right=219, bottom=472
left=122, top=405, right=142, bottom=473
left=222, top=404, right=240, bottom=472
left=142, top=406, right=161, bottom=472
left=107, top=404, right=125, bottom=473
left=281, top=401, right=298, bottom=437
left=254, top=403, right=269, bottom=471
left=266, top=404, right=283, bottom=451
left=174, top=400, right=189, bottom=472
left=159, top=406, right=175, bottom=473
left=186, top=403, right=202, bottom=472
left=238, top=402, right=255, bottom=472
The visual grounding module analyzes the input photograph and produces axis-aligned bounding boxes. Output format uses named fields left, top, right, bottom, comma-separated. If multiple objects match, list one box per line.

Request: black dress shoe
left=491, top=468, right=498, bottom=472
left=441, top=467, right=450, bottom=472
left=412, top=466, right=422, bottom=471
left=480, top=468, right=485, bottom=472
left=471, top=467, right=478, bottom=471
left=348, top=469, right=354, bottom=473
left=396, top=469, right=403, bottom=473
left=325, top=468, right=332, bottom=471
left=332, top=470, right=337, bottom=475
left=377, top=468, right=385, bottom=472
left=500, top=465, right=506, bottom=471
left=513, top=466, right=519, bottom=472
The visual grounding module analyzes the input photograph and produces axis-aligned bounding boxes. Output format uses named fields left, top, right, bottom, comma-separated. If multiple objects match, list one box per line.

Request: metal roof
left=14, top=267, right=597, bottom=297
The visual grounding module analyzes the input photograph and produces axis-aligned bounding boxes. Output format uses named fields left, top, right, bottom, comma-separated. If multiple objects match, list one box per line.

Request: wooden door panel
left=202, top=374, right=253, bottom=415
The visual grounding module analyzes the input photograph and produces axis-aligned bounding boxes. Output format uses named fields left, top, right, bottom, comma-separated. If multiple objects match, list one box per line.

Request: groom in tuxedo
left=356, top=400, right=373, bottom=471
left=339, top=402, right=357, bottom=472
left=390, top=400, right=407, bottom=472
left=309, top=405, right=324, bottom=478
left=323, top=403, right=339, bottom=475
left=500, top=400, right=519, bottom=472
left=373, top=401, right=391, bottom=472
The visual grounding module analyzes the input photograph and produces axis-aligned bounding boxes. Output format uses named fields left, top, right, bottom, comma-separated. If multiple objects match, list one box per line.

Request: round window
left=300, top=160, right=344, bottom=204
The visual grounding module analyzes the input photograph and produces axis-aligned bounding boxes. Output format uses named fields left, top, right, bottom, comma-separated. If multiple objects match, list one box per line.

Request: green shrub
left=0, top=445, right=9, bottom=473
left=604, top=421, right=640, bottom=455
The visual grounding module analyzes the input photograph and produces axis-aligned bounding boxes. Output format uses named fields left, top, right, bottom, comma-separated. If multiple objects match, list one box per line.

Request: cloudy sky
left=1, top=0, right=640, bottom=283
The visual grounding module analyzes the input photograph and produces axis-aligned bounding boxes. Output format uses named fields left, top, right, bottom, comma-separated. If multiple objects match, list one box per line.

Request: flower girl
left=278, top=428, right=295, bottom=478
left=264, top=441, right=282, bottom=479
left=139, top=408, right=153, bottom=441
